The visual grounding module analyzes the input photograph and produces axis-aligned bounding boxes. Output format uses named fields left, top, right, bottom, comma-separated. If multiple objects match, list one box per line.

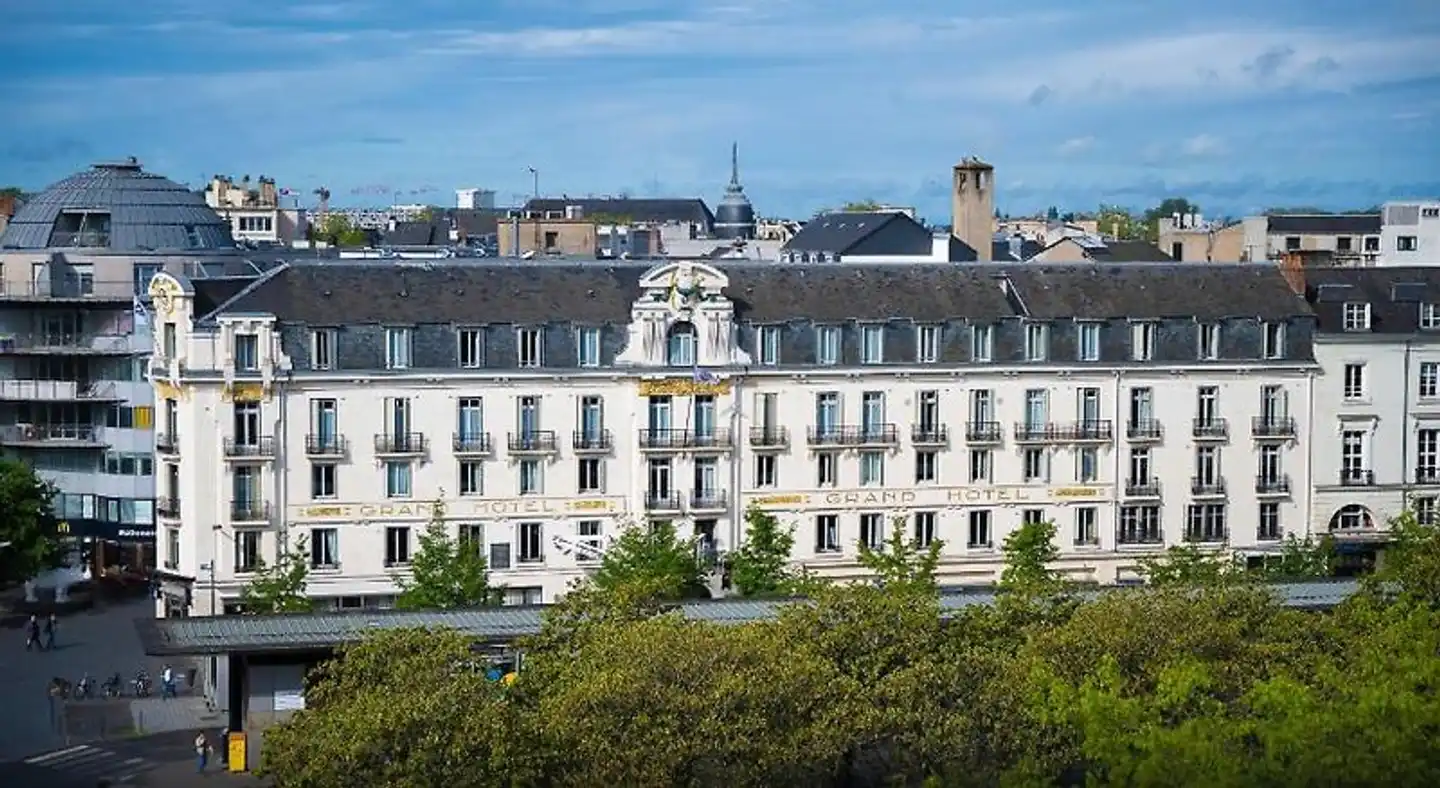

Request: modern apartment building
left=152, top=259, right=1318, bottom=614
left=0, top=159, right=265, bottom=566
left=1378, top=201, right=1440, bottom=266
left=1305, top=266, right=1440, bottom=569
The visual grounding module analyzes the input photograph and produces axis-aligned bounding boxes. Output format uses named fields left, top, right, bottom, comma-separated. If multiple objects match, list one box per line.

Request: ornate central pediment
left=616, top=261, right=752, bottom=368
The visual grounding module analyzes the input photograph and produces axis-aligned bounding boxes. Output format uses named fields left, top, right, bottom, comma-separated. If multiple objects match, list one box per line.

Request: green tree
left=0, top=459, right=63, bottom=584
left=728, top=506, right=798, bottom=596
left=1256, top=534, right=1335, bottom=581
left=0, top=186, right=22, bottom=200
left=1137, top=544, right=1246, bottom=587
left=587, top=519, right=709, bottom=600
left=856, top=517, right=942, bottom=593
left=1096, top=204, right=1145, bottom=239
left=395, top=500, right=498, bottom=609
left=239, top=535, right=311, bottom=613
left=312, top=214, right=368, bottom=247
left=998, top=518, right=1062, bottom=595
left=1375, top=509, right=1440, bottom=604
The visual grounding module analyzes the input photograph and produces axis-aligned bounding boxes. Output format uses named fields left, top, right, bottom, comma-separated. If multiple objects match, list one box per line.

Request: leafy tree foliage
left=0, top=459, right=63, bottom=584
left=309, top=214, right=368, bottom=247
left=728, top=506, right=799, bottom=596
left=259, top=511, right=1440, bottom=787
left=588, top=519, right=709, bottom=600
left=395, top=500, right=498, bottom=609
left=239, top=535, right=311, bottom=614
left=856, top=517, right=942, bottom=593
left=998, top=518, right=1062, bottom=595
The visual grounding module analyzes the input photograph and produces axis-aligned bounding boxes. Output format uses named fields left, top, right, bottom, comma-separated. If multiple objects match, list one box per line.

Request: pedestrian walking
left=161, top=664, right=176, bottom=699
left=195, top=731, right=210, bottom=773
left=25, top=615, right=40, bottom=651
left=43, top=613, right=57, bottom=650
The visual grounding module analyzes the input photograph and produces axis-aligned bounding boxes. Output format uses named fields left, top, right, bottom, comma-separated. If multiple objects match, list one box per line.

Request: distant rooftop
left=0, top=158, right=236, bottom=253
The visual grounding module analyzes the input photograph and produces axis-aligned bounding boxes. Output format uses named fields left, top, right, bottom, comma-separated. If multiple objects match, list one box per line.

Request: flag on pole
left=692, top=367, right=720, bottom=384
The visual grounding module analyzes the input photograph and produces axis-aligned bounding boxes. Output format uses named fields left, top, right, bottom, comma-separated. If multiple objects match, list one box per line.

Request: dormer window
left=860, top=325, right=885, bottom=364
left=666, top=322, right=696, bottom=367
left=234, top=333, right=259, bottom=372
left=1342, top=302, right=1371, bottom=331
left=1423, top=304, right=1440, bottom=331
left=755, top=325, right=781, bottom=366
left=1023, top=323, right=1048, bottom=362
left=385, top=327, right=412, bottom=369
left=1197, top=323, right=1220, bottom=360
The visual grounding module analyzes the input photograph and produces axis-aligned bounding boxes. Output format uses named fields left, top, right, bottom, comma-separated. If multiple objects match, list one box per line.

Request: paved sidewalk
left=1, top=730, right=272, bottom=787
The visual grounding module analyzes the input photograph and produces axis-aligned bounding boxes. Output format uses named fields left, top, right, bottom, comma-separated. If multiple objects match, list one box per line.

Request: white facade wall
left=1378, top=201, right=1440, bottom=267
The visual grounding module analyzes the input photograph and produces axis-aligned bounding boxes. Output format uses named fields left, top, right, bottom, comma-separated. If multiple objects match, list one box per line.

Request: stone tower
left=952, top=157, right=995, bottom=262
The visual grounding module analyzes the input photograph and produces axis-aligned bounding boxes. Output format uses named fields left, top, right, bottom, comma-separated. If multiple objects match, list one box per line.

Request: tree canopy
left=257, top=513, right=1440, bottom=787
left=309, top=214, right=369, bottom=247
left=395, top=500, right=499, bottom=609
left=0, top=459, right=64, bottom=584
left=239, top=535, right=311, bottom=614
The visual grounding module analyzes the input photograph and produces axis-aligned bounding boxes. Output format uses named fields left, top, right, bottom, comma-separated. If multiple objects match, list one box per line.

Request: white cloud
left=1180, top=134, right=1226, bottom=157
left=1057, top=137, right=1096, bottom=156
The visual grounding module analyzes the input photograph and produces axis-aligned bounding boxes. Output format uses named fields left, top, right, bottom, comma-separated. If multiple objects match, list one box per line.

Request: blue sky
left=2, top=0, right=1438, bottom=221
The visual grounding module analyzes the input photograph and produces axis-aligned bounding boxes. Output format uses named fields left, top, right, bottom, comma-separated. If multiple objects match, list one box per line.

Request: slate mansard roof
left=0, top=160, right=235, bottom=252
left=1305, top=266, right=1440, bottom=335
left=206, top=260, right=1312, bottom=328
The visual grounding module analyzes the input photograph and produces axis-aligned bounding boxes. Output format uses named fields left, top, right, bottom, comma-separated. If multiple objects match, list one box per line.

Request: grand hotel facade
left=150, top=258, right=1372, bottom=614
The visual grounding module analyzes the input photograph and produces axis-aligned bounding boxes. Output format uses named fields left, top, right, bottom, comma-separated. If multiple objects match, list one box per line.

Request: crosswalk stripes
left=23, top=744, right=151, bottom=782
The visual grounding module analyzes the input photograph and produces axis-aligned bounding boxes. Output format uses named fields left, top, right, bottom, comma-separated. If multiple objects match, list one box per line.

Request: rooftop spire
left=726, top=142, right=743, bottom=193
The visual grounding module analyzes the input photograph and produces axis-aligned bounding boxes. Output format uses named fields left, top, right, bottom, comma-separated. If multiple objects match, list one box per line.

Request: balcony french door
left=693, top=396, right=716, bottom=438
left=1077, top=388, right=1100, bottom=424
left=312, top=400, right=337, bottom=442
left=387, top=398, right=411, bottom=435
left=457, top=398, right=483, bottom=439
left=234, top=403, right=260, bottom=445
left=861, top=392, right=884, bottom=433
left=517, top=396, right=539, bottom=434
left=815, top=393, right=839, bottom=435
left=580, top=396, right=603, bottom=439
left=648, top=397, right=672, bottom=431
left=1024, top=390, right=1047, bottom=429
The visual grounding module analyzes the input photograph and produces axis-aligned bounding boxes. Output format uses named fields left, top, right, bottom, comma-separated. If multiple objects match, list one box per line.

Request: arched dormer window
left=667, top=321, right=697, bottom=367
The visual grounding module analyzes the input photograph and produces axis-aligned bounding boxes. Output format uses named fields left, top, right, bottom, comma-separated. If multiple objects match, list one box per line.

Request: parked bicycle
left=132, top=669, right=152, bottom=698
left=102, top=672, right=124, bottom=698
left=73, top=673, right=95, bottom=700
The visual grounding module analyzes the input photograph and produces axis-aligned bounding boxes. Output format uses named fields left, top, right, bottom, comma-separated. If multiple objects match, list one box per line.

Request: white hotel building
left=149, top=259, right=1320, bottom=614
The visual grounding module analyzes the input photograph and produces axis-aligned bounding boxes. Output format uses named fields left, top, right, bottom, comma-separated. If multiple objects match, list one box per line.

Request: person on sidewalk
left=43, top=613, right=57, bottom=650
left=161, top=664, right=176, bottom=699
left=195, top=731, right=210, bottom=773
left=25, top=615, right=40, bottom=651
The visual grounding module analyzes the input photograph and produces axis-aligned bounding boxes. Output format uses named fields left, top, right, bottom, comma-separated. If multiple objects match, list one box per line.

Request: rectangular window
left=1343, top=363, right=1367, bottom=400
left=967, top=510, right=992, bottom=548
left=233, top=530, right=260, bottom=573
left=1197, top=322, right=1220, bottom=360
left=1421, top=362, right=1440, bottom=399
left=915, top=325, right=941, bottom=363
left=1119, top=505, right=1161, bottom=544
left=1023, top=448, right=1047, bottom=482
left=815, top=326, right=840, bottom=365
left=310, top=464, right=336, bottom=499
left=459, top=461, right=483, bottom=495
left=1076, top=447, right=1098, bottom=482
left=816, top=453, right=838, bottom=487
left=519, top=459, right=544, bottom=495
left=1131, top=322, right=1155, bottom=361
left=576, top=326, right=601, bottom=367
left=162, top=322, right=177, bottom=358
left=1342, top=302, right=1371, bottom=331
left=1422, top=304, right=1440, bottom=331
left=860, top=451, right=885, bottom=486
left=385, top=327, right=411, bottom=369
left=860, top=325, right=885, bottom=364
left=310, top=328, right=335, bottom=370
left=1076, top=322, right=1100, bottom=361
left=1341, top=430, right=1368, bottom=483
left=815, top=514, right=840, bottom=553
left=754, top=454, right=777, bottom=487
left=576, top=521, right=601, bottom=561
left=1186, top=503, right=1227, bottom=543
left=968, top=448, right=991, bottom=483
left=458, top=328, right=485, bottom=368
left=517, top=522, right=544, bottom=563
left=859, top=513, right=884, bottom=550
left=1023, top=323, right=1048, bottom=362
left=577, top=457, right=603, bottom=493
left=165, top=527, right=180, bottom=570
left=1398, top=236, right=1418, bottom=252
left=913, top=511, right=936, bottom=547
left=234, top=334, right=259, bottom=372
left=385, top=526, right=410, bottom=566
left=1022, top=508, right=1046, bottom=526
left=516, top=327, right=543, bottom=368
left=1417, top=428, right=1439, bottom=481
left=1263, top=322, right=1285, bottom=359
left=385, top=461, right=411, bottom=498
left=1258, top=503, right=1281, bottom=541
left=970, top=324, right=993, bottom=362
left=310, top=528, right=339, bottom=568
left=1074, top=507, right=1097, bottom=545
left=915, top=450, right=937, bottom=483
left=756, top=325, right=781, bottom=365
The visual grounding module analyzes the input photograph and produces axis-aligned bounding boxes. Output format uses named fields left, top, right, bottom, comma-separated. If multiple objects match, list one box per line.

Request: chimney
left=1279, top=252, right=1306, bottom=295
left=951, top=157, right=995, bottom=263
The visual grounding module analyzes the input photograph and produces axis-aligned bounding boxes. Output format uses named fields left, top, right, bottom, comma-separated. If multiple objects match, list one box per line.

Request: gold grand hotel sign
left=747, top=485, right=1111, bottom=510
left=291, top=496, right=627, bottom=523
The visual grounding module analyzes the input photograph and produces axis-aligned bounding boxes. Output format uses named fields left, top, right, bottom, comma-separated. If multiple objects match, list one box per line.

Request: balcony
left=1126, top=420, right=1163, bottom=441
left=645, top=493, right=684, bottom=512
left=1192, top=418, right=1229, bottom=440
left=638, top=428, right=734, bottom=452
left=1056, top=420, right=1113, bottom=442
left=156, top=497, right=181, bottom=519
left=1251, top=416, right=1297, bottom=440
left=0, top=333, right=132, bottom=356
left=965, top=421, right=1003, bottom=444
left=0, top=278, right=136, bottom=303
left=748, top=426, right=789, bottom=450
left=305, top=434, right=348, bottom=458
left=507, top=430, right=558, bottom=454
left=0, top=380, right=121, bottom=402
left=230, top=500, right=273, bottom=524
left=0, top=423, right=105, bottom=448
left=156, top=432, right=179, bottom=455
left=1191, top=477, right=1227, bottom=497
left=1124, top=480, right=1162, bottom=498
left=1256, top=474, right=1292, bottom=496
left=374, top=433, right=428, bottom=456
left=690, top=489, right=728, bottom=511
left=1417, top=468, right=1440, bottom=485
left=806, top=424, right=899, bottom=448
left=572, top=430, right=613, bottom=453
left=452, top=433, right=494, bottom=457
left=911, top=424, right=949, bottom=446
left=1184, top=528, right=1228, bottom=544
left=1339, top=470, right=1375, bottom=487
left=1013, top=423, right=1058, bottom=443
left=224, top=436, right=276, bottom=460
